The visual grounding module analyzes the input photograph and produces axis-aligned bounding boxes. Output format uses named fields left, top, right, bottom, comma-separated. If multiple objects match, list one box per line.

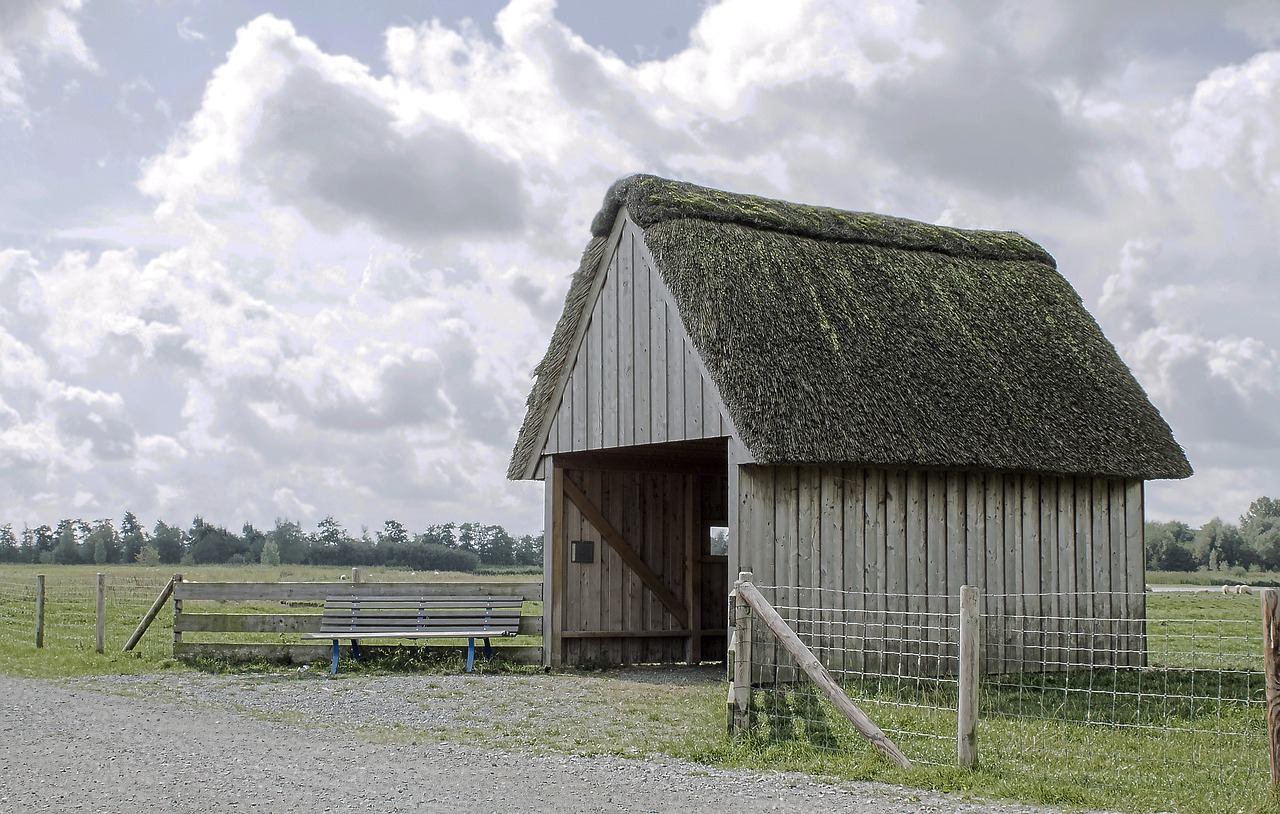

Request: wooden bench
left=302, top=595, right=523, bottom=674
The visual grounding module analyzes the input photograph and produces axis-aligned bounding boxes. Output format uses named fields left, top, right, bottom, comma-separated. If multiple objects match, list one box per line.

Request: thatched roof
left=509, top=174, right=1191, bottom=481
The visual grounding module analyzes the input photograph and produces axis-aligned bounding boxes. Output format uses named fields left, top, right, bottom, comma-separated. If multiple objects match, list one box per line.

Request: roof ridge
left=590, top=174, right=1056, bottom=268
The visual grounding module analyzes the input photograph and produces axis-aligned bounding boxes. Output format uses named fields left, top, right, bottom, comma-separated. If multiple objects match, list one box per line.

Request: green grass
left=3, top=565, right=1279, bottom=813
left=1148, top=570, right=1280, bottom=587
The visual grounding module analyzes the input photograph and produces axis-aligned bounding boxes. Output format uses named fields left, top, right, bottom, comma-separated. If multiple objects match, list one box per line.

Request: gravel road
left=1, top=670, right=1076, bottom=813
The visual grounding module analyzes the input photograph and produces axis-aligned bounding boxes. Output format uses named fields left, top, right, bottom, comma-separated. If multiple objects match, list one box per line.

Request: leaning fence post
left=958, top=584, right=980, bottom=768
left=729, top=570, right=754, bottom=734
left=35, top=574, right=45, bottom=649
left=95, top=572, right=106, bottom=654
left=351, top=567, right=362, bottom=584
left=1261, top=588, right=1280, bottom=787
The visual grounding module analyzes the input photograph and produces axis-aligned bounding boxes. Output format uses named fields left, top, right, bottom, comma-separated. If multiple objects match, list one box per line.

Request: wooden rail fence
left=158, top=575, right=544, bottom=666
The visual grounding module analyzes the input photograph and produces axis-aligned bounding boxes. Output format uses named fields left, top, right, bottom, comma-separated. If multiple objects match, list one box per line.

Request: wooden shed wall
left=555, top=467, right=729, bottom=666
left=735, top=465, right=1145, bottom=675
left=541, top=218, right=733, bottom=462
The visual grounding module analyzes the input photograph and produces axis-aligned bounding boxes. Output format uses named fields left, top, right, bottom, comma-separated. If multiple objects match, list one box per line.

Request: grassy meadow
left=1, top=564, right=1278, bottom=813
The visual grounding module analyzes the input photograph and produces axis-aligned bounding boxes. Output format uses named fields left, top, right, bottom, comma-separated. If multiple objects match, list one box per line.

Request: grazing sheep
left=339, top=574, right=349, bottom=582
left=1145, top=584, right=1153, bottom=593
left=1223, top=584, right=1232, bottom=594
left=1236, top=584, right=1254, bottom=595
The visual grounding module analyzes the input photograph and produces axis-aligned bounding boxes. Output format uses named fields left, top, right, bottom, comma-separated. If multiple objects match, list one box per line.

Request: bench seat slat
left=302, top=629, right=516, bottom=640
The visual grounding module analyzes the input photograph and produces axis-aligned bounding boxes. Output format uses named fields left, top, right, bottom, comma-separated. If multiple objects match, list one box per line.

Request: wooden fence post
left=172, top=574, right=184, bottom=651
left=35, top=574, right=45, bottom=649
left=729, top=570, right=754, bottom=734
left=1261, top=588, right=1280, bottom=787
left=958, top=584, right=980, bottom=768
left=95, top=572, right=106, bottom=654
left=351, top=567, right=362, bottom=585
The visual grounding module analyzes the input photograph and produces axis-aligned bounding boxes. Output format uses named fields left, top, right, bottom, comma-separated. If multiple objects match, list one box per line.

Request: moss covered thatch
left=509, top=175, right=1191, bottom=481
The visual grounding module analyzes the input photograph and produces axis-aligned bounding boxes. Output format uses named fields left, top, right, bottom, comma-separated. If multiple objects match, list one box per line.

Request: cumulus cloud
left=0, top=0, right=96, bottom=120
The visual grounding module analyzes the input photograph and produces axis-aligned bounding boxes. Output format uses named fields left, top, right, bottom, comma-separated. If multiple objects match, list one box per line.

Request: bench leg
left=330, top=640, right=340, bottom=675
left=465, top=638, right=476, bottom=672
left=351, top=639, right=362, bottom=663
left=483, top=637, right=493, bottom=662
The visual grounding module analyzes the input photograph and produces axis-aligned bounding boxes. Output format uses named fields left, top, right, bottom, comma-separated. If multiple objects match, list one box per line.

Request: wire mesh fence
left=734, top=583, right=1268, bottom=800
left=0, top=571, right=174, bottom=659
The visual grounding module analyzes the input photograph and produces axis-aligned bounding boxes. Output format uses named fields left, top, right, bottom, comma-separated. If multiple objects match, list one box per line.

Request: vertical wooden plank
left=819, top=468, right=844, bottom=673
left=556, top=387, right=572, bottom=453
left=1074, top=476, right=1094, bottom=667
left=665, top=473, right=685, bottom=662
left=1110, top=478, right=1127, bottom=665
left=666, top=302, right=684, bottom=442
left=587, top=295, right=603, bottom=450
left=844, top=468, right=867, bottom=672
left=633, top=236, right=651, bottom=446
left=651, top=287, right=668, bottom=444
left=618, top=233, right=635, bottom=447
left=1092, top=478, right=1111, bottom=665
left=1002, top=473, right=1021, bottom=670
left=957, top=585, right=980, bottom=768
left=965, top=473, right=985, bottom=590
left=945, top=470, right=966, bottom=666
left=1125, top=479, right=1146, bottom=668
left=984, top=473, right=1004, bottom=673
left=571, top=361, right=587, bottom=453
left=604, top=471, right=625, bottom=665
left=702, top=377, right=719, bottom=438
left=925, top=471, right=947, bottom=672
left=1021, top=475, right=1041, bottom=673
left=601, top=254, right=619, bottom=448
left=1056, top=477, right=1076, bottom=671
left=884, top=469, right=908, bottom=674
left=905, top=470, right=927, bottom=673
left=1040, top=477, right=1059, bottom=672
left=685, top=339, right=703, bottom=439
left=775, top=468, right=798, bottom=685
left=796, top=468, right=819, bottom=653
left=864, top=468, right=886, bottom=674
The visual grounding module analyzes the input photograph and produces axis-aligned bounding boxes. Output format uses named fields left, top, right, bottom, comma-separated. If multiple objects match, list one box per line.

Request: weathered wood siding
left=553, top=467, right=728, bottom=665
left=542, top=219, right=733, bottom=458
left=735, top=465, right=1146, bottom=675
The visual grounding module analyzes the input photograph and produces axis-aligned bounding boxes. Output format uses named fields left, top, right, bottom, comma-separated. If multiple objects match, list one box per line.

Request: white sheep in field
left=1222, top=584, right=1233, bottom=594
left=1236, top=584, right=1254, bottom=595
left=339, top=574, right=349, bottom=582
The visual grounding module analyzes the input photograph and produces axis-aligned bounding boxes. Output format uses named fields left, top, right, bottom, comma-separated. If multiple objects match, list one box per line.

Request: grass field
left=2, top=565, right=1278, bottom=813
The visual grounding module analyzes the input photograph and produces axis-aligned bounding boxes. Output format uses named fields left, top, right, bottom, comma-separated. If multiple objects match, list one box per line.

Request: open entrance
left=546, top=438, right=729, bottom=666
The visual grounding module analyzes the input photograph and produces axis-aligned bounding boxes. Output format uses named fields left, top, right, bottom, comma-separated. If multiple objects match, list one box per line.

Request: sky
left=1, top=0, right=1277, bottom=538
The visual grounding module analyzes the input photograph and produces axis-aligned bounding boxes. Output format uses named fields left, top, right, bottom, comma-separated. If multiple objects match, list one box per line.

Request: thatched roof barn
left=511, top=174, right=1190, bottom=670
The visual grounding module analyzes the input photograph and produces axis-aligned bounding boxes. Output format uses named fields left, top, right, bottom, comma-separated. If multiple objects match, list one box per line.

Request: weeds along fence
left=0, top=570, right=545, bottom=667
left=729, top=577, right=1269, bottom=806
left=0, top=571, right=175, bottom=659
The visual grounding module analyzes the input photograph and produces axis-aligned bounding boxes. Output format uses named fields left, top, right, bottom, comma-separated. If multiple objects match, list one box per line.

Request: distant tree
left=457, top=522, right=479, bottom=554
left=513, top=533, right=543, bottom=567
left=1195, top=517, right=1251, bottom=570
left=135, top=545, right=161, bottom=567
left=1145, top=520, right=1197, bottom=571
left=377, top=519, right=409, bottom=548
left=242, top=522, right=266, bottom=563
left=152, top=520, right=184, bottom=565
left=476, top=524, right=515, bottom=566
left=0, top=524, right=16, bottom=562
left=33, top=524, right=54, bottom=558
left=259, top=538, right=281, bottom=567
left=120, top=511, right=147, bottom=564
left=187, top=517, right=247, bottom=564
left=268, top=519, right=308, bottom=565
left=52, top=520, right=81, bottom=564
left=86, top=519, right=119, bottom=565
left=314, top=516, right=346, bottom=548
left=424, top=523, right=457, bottom=549
left=1242, top=497, right=1280, bottom=570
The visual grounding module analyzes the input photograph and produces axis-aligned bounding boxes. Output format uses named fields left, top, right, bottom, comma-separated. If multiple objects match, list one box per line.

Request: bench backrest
left=318, top=595, right=523, bottom=636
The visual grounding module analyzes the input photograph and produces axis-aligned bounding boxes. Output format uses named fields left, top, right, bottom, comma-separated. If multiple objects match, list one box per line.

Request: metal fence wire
left=736, top=585, right=1266, bottom=797
left=0, top=573, right=174, bottom=659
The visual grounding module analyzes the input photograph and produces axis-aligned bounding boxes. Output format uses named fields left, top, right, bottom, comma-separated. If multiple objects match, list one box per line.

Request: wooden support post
left=123, top=576, right=176, bottom=652
left=685, top=475, right=702, bottom=665
left=172, top=574, right=184, bottom=650
left=351, top=567, right=362, bottom=584
left=95, top=572, right=106, bottom=654
left=958, top=584, right=980, bottom=768
left=550, top=466, right=565, bottom=669
left=1262, top=588, right=1280, bottom=787
left=737, top=579, right=912, bottom=769
left=729, top=570, right=754, bottom=734
left=35, top=574, right=45, bottom=649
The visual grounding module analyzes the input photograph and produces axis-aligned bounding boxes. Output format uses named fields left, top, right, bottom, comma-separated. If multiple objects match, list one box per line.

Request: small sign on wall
left=570, top=539, right=595, bottom=564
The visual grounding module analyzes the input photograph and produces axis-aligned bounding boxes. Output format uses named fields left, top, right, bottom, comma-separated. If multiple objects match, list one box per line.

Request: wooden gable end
left=537, top=215, right=735, bottom=467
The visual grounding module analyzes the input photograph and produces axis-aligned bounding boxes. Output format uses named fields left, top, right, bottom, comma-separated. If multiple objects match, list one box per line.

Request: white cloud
left=0, top=0, right=96, bottom=120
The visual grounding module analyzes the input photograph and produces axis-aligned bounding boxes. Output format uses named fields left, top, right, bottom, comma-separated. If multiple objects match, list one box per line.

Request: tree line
left=0, top=513, right=543, bottom=573
left=1146, top=496, right=1280, bottom=572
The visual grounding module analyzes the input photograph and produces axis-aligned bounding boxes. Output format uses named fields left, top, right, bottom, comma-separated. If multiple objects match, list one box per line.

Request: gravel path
left=2, top=670, right=1076, bottom=813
